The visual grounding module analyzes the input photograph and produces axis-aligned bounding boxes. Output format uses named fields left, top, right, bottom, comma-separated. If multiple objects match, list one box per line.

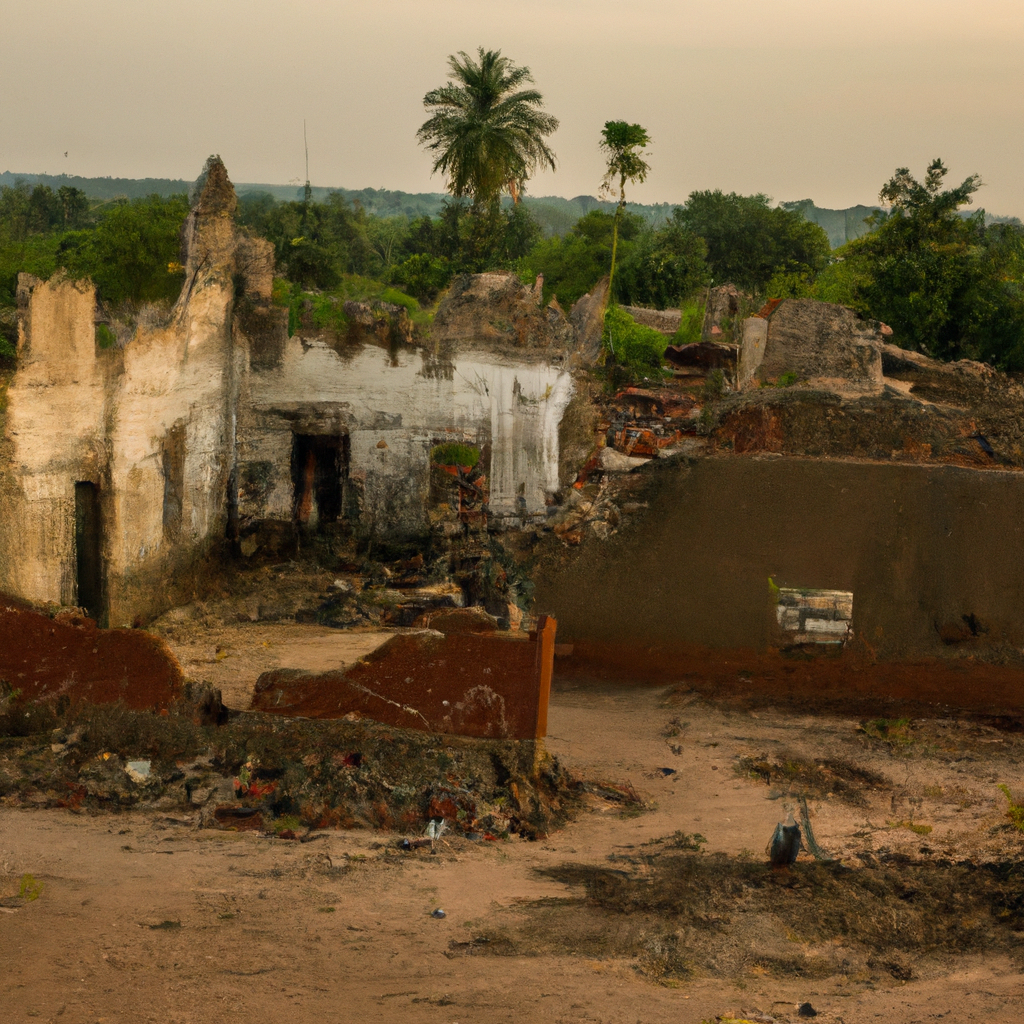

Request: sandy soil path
left=2, top=681, right=1022, bottom=1023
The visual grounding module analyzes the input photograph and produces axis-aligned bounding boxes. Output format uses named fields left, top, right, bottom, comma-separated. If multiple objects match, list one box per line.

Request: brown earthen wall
left=536, top=456, right=1024, bottom=668
left=250, top=618, right=557, bottom=739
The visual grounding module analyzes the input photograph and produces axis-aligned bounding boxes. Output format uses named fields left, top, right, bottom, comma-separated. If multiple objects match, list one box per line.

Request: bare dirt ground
left=161, top=622, right=391, bottom=710
left=2, top=641, right=1024, bottom=1023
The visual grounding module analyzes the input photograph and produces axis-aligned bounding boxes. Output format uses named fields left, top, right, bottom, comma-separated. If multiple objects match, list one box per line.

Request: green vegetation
left=602, top=304, right=667, bottom=379
left=417, top=47, right=558, bottom=210
left=846, top=160, right=1024, bottom=368
left=599, top=121, right=651, bottom=299
left=675, top=190, right=831, bottom=292
left=1, top=95, right=1021, bottom=378
left=997, top=784, right=1024, bottom=832
left=18, top=873, right=44, bottom=901
left=430, top=442, right=481, bottom=469
left=0, top=184, right=188, bottom=310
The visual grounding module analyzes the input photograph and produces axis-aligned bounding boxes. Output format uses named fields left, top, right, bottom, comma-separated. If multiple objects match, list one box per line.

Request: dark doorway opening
left=75, top=481, right=103, bottom=623
left=291, top=434, right=349, bottom=528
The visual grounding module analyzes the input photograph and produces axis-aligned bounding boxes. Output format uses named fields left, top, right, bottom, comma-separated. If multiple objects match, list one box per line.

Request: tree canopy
left=417, top=48, right=558, bottom=210
left=676, top=190, right=831, bottom=292
left=599, top=121, right=651, bottom=298
left=842, top=160, right=1024, bottom=367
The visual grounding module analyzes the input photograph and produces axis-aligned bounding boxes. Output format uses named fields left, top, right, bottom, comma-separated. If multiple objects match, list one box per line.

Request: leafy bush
left=391, top=253, right=452, bottom=303
left=998, top=784, right=1024, bottom=832
left=95, top=324, right=117, bottom=349
left=525, top=210, right=643, bottom=307
left=672, top=299, right=704, bottom=345
left=431, top=442, right=480, bottom=469
left=602, top=305, right=666, bottom=376
left=614, top=210, right=710, bottom=309
left=380, top=287, right=419, bottom=314
left=57, top=194, right=189, bottom=305
left=675, top=190, right=831, bottom=292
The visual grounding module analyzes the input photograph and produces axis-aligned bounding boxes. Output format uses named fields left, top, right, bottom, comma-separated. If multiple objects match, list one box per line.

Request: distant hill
left=2, top=170, right=1017, bottom=244
left=0, top=170, right=673, bottom=235
left=781, top=199, right=881, bottom=248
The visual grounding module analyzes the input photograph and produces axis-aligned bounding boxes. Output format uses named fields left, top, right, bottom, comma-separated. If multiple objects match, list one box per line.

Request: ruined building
left=4, top=157, right=1024, bottom=700
left=0, top=160, right=576, bottom=627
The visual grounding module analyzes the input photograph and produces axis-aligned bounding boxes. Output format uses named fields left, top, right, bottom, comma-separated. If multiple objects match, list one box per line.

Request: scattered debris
left=124, top=760, right=151, bottom=783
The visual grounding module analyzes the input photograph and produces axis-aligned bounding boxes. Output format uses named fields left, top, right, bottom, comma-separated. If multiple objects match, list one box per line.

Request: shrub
left=602, top=305, right=666, bottom=376
left=431, top=442, right=480, bottom=469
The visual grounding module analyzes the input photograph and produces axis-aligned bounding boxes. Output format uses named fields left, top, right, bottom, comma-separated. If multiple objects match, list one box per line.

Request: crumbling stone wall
left=0, top=162, right=580, bottom=624
left=0, top=158, right=279, bottom=626
left=743, top=298, right=885, bottom=387
left=236, top=335, right=574, bottom=539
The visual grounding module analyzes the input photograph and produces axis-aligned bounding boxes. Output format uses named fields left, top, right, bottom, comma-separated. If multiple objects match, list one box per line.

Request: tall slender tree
left=600, top=121, right=651, bottom=300
left=417, top=48, right=559, bottom=212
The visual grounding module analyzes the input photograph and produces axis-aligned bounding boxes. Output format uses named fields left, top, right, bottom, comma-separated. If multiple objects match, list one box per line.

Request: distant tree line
left=1, top=40, right=1021, bottom=374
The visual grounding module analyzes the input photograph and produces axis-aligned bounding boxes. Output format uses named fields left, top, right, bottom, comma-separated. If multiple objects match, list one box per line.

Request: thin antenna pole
left=303, top=120, right=312, bottom=207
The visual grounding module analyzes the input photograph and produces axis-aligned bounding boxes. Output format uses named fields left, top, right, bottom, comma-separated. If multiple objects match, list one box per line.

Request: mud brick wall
left=250, top=617, right=557, bottom=739
left=537, top=456, right=1024, bottom=665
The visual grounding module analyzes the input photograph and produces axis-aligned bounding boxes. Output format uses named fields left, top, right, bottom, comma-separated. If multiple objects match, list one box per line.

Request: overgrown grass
left=272, top=274, right=431, bottom=337
left=998, top=784, right=1024, bottom=832
left=455, top=845, right=1024, bottom=984
left=859, top=717, right=916, bottom=752
left=430, top=442, right=480, bottom=469
left=735, top=753, right=890, bottom=806
left=602, top=305, right=668, bottom=379
left=671, top=299, right=704, bottom=346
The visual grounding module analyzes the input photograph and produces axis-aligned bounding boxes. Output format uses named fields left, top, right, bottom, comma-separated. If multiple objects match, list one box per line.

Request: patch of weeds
left=859, top=718, right=916, bottom=751
left=273, top=814, right=303, bottom=834
left=735, top=754, right=890, bottom=806
left=702, top=369, right=725, bottom=402
left=602, top=305, right=667, bottom=380
left=95, top=323, right=117, bottom=349
left=310, top=293, right=347, bottom=333
left=18, top=874, right=43, bottom=901
left=645, top=831, right=707, bottom=852
left=775, top=370, right=800, bottom=388
left=890, top=820, right=934, bottom=836
left=998, top=785, right=1024, bottom=832
left=494, top=850, right=1024, bottom=984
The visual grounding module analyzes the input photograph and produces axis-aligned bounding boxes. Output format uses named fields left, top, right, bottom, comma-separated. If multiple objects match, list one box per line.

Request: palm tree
left=417, top=48, right=558, bottom=211
left=600, top=121, right=651, bottom=300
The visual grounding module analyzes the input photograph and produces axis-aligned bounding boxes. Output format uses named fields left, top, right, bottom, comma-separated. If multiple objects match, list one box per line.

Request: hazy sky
left=4, top=0, right=1023, bottom=212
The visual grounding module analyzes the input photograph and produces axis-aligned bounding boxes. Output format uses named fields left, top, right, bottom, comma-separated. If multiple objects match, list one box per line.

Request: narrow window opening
left=75, top=481, right=103, bottom=622
left=162, top=423, right=186, bottom=541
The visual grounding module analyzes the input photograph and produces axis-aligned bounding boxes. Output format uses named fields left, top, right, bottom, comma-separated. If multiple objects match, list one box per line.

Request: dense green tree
left=417, top=47, right=558, bottom=210
left=849, top=160, right=1024, bottom=367
left=235, top=190, right=377, bottom=287
left=56, top=193, right=189, bottom=305
left=526, top=209, right=644, bottom=307
left=614, top=209, right=709, bottom=309
left=599, top=121, right=651, bottom=299
left=676, top=190, right=831, bottom=291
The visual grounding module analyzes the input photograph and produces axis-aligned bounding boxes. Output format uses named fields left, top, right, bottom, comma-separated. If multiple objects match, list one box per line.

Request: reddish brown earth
left=0, top=600, right=182, bottom=711
left=2, top=680, right=1023, bottom=1023
left=250, top=619, right=556, bottom=739
left=564, top=639, right=1024, bottom=720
